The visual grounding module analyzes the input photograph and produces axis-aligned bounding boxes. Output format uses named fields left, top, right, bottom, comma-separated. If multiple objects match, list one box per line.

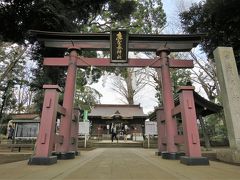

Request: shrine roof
left=88, top=104, right=147, bottom=119
left=28, top=30, right=205, bottom=56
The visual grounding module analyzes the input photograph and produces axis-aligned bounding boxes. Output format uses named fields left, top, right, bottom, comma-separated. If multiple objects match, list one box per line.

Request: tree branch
left=0, top=46, right=27, bottom=82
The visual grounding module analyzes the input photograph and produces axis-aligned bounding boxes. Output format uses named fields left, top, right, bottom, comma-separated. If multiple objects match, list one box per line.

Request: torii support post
left=69, top=108, right=81, bottom=155
left=155, top=107, right=167, bottom=156
left=28, top=85, right=62, bottom=165
left=178, top=86, right=209, bottom=165
left=157, top=47, right=179, bottom=159
left=56, top=49, right=78, bottom=159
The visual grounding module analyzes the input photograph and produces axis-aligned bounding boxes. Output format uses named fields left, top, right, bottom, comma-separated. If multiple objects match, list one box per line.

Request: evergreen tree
left=0, top=0, right=136, bottom=42
left=179, top=0, right=240, bottom=72
left=0, top=1, right=137, bottom=113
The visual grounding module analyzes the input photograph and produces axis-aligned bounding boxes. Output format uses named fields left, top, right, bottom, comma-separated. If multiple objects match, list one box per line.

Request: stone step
left=78, top=140, right=143, bottom=148
left=142, top=139, right=158, bottom=148
left=93, top=142, right=143, bottom=148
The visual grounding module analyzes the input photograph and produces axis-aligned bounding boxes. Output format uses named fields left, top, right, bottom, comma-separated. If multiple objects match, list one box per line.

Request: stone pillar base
left=161, top=152, right=185, bottom=160
left=54, top=151, right=76, bottom=160
left=180, top=156, right=209, bottom=165
left=216, top=149, right=240, bottom=164
left=75, top=151, right=80, bottom=156
left=28, top=156, right=57, bottom=165
left=155, top=151, right=162, bottom=156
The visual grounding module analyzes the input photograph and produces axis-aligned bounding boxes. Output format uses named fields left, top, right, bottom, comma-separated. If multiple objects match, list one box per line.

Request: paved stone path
left=0, top=148, right=240, bottom=180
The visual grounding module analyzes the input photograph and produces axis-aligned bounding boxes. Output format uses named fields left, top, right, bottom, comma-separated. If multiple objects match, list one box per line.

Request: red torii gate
left=28, top=30, right=208, bottom=165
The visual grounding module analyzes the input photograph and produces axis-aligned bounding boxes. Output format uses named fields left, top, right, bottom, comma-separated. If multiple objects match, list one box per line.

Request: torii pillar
left=55, top=48, right=79, bottom=159
left=156, top=47, right=179, bottom=159
left=155, top=107, right=167, bottom=156
left=28, top=85, right=62, bottom=165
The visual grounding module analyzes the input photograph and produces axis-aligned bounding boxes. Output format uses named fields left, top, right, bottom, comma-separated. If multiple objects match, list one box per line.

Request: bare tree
left=111, top=68, right=148, bottom=104
left=190, top=51, right=220, bottom=102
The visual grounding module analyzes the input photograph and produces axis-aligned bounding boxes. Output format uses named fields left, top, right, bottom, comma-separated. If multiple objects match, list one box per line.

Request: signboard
left=111, top=29, right=128, bottom=63
left=15, top=122, right=40, bottom=139
left=79, top=122, right=90, bottom=135
left=145, top=121, right=158, bottom=135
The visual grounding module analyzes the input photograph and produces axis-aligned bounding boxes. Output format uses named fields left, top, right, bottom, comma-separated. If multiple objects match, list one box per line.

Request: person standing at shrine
left=7, top=125, right=14, bottom=140
left=111, top=123, right=118, bottom=143
left=123, top=124, right=128, bottom=142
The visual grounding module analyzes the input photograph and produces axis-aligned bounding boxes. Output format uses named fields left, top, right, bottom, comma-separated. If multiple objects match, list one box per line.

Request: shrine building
left=88, top=104, right=147, bottom=139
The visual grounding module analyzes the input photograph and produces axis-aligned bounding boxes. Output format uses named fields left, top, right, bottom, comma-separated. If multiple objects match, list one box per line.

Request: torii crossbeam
left=43, top=56, right=194, bottom=68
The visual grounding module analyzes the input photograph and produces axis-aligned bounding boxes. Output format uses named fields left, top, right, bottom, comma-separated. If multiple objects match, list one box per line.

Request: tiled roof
left=89, top=104, right=147, bottom=119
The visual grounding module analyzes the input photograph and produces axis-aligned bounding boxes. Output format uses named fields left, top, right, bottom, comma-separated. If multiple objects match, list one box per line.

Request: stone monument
left=214, top=47, right=240, bottom=164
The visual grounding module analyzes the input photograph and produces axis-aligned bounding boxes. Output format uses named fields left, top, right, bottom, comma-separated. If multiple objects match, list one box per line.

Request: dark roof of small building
left=10, top=113, right=39, bottom=120
left=149, top=91, right=222, bottom=121
left=193, top=92, right=222, bottom=117
left=11, top=119, right=40, bottom=123
left=89, top=104, right=147, bottom=119
left=9, top=113, right=40, bottom=123
left=173, top=91, right=222, bottom=117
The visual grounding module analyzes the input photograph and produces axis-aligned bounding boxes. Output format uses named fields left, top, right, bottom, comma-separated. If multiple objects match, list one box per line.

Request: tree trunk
left=0, top=80, right=11, bottom=134
left=198, top=115, right=211, bottom=150
left=26, top=90, right=33, bottom=112
left=156, top=68, right=163, bottom=106
left=126, top=68, right=134, bottom=105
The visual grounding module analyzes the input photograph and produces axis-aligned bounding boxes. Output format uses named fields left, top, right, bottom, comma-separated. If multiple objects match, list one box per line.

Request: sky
left=90, top=0, right=204, bottom=114
left=162, top=0, right=203, bottom=33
